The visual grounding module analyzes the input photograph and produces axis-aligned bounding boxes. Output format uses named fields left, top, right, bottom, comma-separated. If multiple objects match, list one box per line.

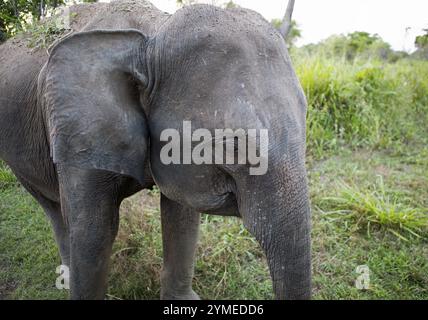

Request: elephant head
left=40, top=1, right=310, bottom=300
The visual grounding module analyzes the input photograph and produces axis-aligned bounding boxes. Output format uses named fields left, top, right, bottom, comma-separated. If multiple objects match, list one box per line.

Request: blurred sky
left=100, top=0, right=428, bottom=52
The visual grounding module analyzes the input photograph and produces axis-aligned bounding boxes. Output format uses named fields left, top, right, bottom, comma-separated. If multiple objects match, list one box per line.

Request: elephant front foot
left=161, top=287, right=201, bottom=300
left=160, top=269, right=200, bottom=300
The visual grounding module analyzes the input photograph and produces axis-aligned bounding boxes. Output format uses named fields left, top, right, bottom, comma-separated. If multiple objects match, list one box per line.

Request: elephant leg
left=58, top=165, right=121, bottom=300
left=160, top=194, right=201, bottom=300
left=41, top=200, right=70, bottom=267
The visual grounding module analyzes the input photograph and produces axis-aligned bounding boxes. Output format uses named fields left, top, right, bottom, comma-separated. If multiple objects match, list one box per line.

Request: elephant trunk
left=237, top=156, right=311, bottom=299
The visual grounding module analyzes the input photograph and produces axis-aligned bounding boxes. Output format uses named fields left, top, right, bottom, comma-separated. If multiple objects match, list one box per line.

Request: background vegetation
left=0, top=0, right=427, bottom=299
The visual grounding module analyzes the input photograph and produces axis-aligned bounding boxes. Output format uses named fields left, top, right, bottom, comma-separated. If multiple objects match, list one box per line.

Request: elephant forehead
left=156, top=4, right=286, bottom=61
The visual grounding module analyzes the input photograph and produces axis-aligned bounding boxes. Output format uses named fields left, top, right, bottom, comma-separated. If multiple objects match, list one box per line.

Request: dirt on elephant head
left=0, top=0, right=169, bottom=57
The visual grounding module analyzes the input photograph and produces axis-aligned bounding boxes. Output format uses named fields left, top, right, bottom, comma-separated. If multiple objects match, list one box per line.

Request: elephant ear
left=42, top=30, right=149, bottom=184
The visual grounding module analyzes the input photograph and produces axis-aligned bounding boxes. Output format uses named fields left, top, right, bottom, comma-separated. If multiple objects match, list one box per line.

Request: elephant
left=0, top=0, right=310, bottom=300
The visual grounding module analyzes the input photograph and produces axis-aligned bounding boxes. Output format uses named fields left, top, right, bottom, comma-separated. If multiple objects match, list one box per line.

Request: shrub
left=291, top=52, right=428, bottom=158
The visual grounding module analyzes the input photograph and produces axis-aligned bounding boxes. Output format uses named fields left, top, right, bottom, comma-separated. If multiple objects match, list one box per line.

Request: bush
left=291, top=52, right=428, bottom=158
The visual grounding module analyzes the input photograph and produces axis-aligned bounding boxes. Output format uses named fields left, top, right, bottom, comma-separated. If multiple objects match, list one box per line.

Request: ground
left=0, top=146, right=427, bottom=299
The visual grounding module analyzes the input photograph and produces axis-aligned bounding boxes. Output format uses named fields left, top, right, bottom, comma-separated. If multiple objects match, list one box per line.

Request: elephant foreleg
left=160, top=194, right=201, bottom=300
left=58, top=165, right=121, bottom=300
left=42, top=201, right=70, bottom=267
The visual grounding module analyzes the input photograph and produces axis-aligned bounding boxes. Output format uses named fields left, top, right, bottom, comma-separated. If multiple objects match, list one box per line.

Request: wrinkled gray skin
left=0, top=0, right=310, bottom=300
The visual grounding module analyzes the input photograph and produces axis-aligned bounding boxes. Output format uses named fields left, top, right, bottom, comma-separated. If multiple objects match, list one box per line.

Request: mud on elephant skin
left=0, top=0, right=310, bottom=299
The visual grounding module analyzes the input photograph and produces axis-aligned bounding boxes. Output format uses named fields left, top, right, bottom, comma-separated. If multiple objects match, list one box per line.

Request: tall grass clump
left=0, top=161, right=17, bottom=190
left=292, top=52, right=428, bottom=158
left=319, top=177, right=428, bottom=241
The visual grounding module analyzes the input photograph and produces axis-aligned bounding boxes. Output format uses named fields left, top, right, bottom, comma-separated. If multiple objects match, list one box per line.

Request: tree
left=0, top=1, right=97, bottom=42
left=0, top=0, right=65, bottom=41
left=224, top=1, right=237, bottom=9
left=0, top=0, right=22, bottom=38
left=271, top=18, right=301, bottom=47
left=415, top=28, right=428, bottom=49
left=412, top=28, right=428, bottom=60
left=300, top=31, right=400, bottom=62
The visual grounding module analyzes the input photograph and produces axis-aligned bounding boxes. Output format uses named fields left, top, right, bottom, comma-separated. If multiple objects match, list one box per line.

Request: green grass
left=0, top=178, right=68, bottom=299
left=1, top=55, right=427, bottom=299
left=0, top=163, right=17, bottom=191
left=293, top=55, right=428, bottom=158
left=1, top=145, right=427, bottom=299
left=319, top=178, right=427, bottom=241
left=308, top=148, right=428, bottom=299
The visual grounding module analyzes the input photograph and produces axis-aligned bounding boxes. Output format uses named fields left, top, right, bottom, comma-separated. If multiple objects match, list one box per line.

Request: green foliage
left=292, top=51, right=428, bottom=158
left=301, top=31, right=407, bottom=62
left=26, top=12, right=69, bottom=48
left=147, top=185, right=160, bottom=196
left=413, top=29, right=428, bottom=60
left=223, top=1, right=237, bottom=9
left=271, top=19, right=301, bottom=47
left=0, top=161, right=17, bottom=190
left=0, top=0, right=67, bottom=40
left=309, top=148, right=428, bottom=299
left=415, top=29, right=428, bottom=49
left=0, top=1, right=97, bottom=42
left=320, top=178, right=428, bottom=241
